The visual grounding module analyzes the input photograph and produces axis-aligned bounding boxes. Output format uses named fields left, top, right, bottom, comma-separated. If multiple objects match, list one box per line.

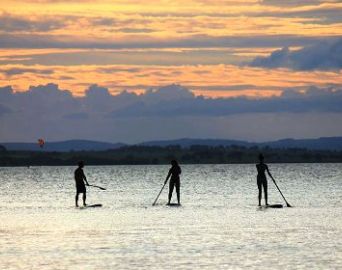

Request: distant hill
left=1, top=137, right=342, bottom=152
left=140, top=138, right=253, bottom=148
left=1, top=140, right=125, bottom=152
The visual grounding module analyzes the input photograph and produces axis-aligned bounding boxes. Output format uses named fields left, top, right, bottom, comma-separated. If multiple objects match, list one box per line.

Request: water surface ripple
left=0, top=164, right=341, bottom=269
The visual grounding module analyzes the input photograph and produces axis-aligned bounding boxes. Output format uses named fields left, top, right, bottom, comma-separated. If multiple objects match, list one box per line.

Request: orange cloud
left=1, top=1, right=341, bottom=38
left=1, top=64, right=341, bottom=98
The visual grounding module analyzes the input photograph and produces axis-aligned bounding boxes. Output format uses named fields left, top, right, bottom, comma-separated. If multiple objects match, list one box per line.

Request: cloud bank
left=2, top=83, right=342, bottom=117
left=250, top=38, right=342, bottom=70
left=1, top=83, right=342, bottom=143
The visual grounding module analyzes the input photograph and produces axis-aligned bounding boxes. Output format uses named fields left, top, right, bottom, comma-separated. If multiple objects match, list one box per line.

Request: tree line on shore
left=1, top=144, right=342, bottom=166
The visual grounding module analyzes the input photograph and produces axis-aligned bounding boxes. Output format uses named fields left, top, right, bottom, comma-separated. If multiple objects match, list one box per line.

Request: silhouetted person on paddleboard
left=75, top=161, right=89, bottom=207
left=165, top=160, right=181, bottom=205
left=256, top=154, right=273, bottom=206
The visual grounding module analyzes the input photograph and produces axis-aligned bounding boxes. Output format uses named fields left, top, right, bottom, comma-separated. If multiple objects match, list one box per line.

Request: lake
left=0, top=164, right=341, bottom=269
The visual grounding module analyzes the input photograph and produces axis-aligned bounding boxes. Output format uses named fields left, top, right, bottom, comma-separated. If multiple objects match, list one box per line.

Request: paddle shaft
left=88, top=184, right=106, bottom=190
left=152, top=181, right=167, bottom=206
left=271, top=176, right=292, bottom=207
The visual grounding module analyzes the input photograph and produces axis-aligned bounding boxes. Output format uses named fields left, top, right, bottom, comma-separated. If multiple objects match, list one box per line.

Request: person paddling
left=75, top=161, right=89, bottom=207
left=256, top=154, right=273, bottom=206
left=165, top=160, right=182, bottom=205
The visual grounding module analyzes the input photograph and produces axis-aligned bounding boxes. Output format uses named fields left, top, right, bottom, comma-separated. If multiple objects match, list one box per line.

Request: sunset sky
left=0, top=0, right=342, bottom=143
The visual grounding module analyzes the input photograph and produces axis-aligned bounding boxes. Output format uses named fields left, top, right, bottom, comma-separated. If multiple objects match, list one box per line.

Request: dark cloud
left=0, top=67, right=54, bottom=76
left=0, top=13, right=67, bottom=32
left=0, top=104, right=11, bottom=116
left=0, top=83, right=342, bottom=117
left=117, top=28, right=156, bottom=33
left=250, top=38, right=342, bottom=70
left=0, top=86, right=14, bottom=115
left=63, top=112, right=89, bottom=120
left=190, top=84, right=268, bottom=91
left=97, top=67, right=142, bottom=74
left=0, top=86, right=14, bottom=98
left=91, top=17, right=116, bottom=26
left=1, top=83, right=342, bottom=142
left=90, top=17, right=150, bottom=27
left=252, top=6, right=342, bottom=24
left=144, top=85, right=195, bottom=102
left=1, top=82, right=341, bottom=117
left=58, top=75, right=75, bottom=80
left=0, top=48, right=245, bottom=66
left=0, top=13, right=153, bottom=35
left=12, top=83, right=77, bottom=115
left=84, top=84, right=116, bottom=112
left=0, top=33, right=335, bottom=49
left=108, top=85, right=342, bottom=117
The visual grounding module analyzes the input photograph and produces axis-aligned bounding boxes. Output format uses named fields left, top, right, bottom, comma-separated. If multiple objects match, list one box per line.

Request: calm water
left=0, top=164, right=341, bottom=269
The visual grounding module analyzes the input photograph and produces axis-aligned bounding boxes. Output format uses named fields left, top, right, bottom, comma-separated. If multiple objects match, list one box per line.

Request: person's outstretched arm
left=83, top=171, right=89, bottom=186
left=266, top=165, right=274, bottom=180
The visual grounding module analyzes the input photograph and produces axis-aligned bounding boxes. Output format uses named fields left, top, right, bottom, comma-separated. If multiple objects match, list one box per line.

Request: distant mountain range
left=1, top=137, right=342, bottom=152
left=140, top=138, right=252, bottom=148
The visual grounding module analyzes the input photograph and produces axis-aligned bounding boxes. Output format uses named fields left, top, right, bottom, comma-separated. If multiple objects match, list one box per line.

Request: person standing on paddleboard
left=165, top=160, right=181, bottom=205
left=75, top=161, right=89, bottom=207
left=256, top=154, right=273, bottom=206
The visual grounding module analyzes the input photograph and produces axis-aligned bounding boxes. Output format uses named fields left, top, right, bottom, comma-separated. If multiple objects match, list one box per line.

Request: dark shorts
left=257, top=176, right=267, bottom=190
left=169, top=178, right=180, bottom=191
left=76, top=182, right=86, bottom=193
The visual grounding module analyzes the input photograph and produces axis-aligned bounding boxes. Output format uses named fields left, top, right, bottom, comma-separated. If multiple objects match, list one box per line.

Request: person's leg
left=75, top=192, right=79, bottom=207
left=83, top=191, right=87, bottom=206
left=257, top=181, right=262, bottom=206
left=263, top=181, right=268, bottom=205
left=176, top=180, right=180, bottom=205
left=168, top=181, right=175, bottom=204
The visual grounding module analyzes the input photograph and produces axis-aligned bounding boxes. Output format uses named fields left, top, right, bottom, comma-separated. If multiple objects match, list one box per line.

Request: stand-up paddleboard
left=258, top=204, right=283, bottom=209
left=267, top=204, right=283, bottom=208
left=79, top=204, right=102, bottom=209
left=166, top=203, right=181, bottom=207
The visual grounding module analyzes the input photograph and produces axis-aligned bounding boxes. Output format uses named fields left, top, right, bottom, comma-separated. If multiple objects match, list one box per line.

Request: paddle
left=88, top=184, right=106, bottom=190
left=270, top=176, right=292, bottom=207
left=152, top=181, right=167, bottom=206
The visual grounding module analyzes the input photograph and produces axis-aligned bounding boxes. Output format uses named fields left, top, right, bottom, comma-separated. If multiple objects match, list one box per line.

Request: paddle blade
left=152, top=200, right=159, bottom=206
left=89, top=185, right=106, bottom=190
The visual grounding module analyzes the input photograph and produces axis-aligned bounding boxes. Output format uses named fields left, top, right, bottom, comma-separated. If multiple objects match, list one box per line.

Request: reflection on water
left=0, top=164, right=341, bottom=269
